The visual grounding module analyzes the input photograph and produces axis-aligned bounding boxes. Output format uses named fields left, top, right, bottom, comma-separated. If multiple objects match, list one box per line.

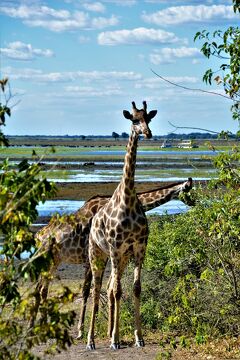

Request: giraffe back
left=36, top=195, right=109, bottom=264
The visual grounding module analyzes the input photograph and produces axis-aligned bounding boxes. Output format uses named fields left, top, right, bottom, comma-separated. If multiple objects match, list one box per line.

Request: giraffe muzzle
left=143, top=130, right=152, bottom=139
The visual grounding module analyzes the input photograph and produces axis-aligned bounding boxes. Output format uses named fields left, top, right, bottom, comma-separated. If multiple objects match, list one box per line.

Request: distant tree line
left=8, top=132, right=238, bottom=141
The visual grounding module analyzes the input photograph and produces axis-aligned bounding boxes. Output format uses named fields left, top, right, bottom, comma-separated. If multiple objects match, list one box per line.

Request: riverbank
left=32, top=179, right=203, bottom=229
left=53, top=180, right=204, bottom=201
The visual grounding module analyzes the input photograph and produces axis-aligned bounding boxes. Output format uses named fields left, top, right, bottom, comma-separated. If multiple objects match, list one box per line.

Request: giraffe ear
left=123, top=110, right=133, bottom=120
left=148, top=110, right=157, bottom=120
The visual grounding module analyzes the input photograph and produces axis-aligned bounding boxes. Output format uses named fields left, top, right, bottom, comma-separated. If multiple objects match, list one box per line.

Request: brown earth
left=32, top=264, right=240, bottom=360
left=54, top=180, right=207, bottom=201
left=54, top=180, right=196, bottom=201
left=29, top=265, right=240, bottom=360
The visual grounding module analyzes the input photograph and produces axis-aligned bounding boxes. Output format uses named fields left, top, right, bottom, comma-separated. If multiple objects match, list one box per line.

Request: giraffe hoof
left=86, top=343, right=96, bottom=350
left=110, top=342, right=120, bottom=350
left=136, top=339, right=145, bottom=347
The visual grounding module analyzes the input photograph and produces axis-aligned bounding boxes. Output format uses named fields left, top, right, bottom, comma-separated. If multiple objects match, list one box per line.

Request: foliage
left=0, top=79, right=76, bottom=359
left=194, top=2, right=240, bottom=125
left=131, top=147, right=239, bottom=343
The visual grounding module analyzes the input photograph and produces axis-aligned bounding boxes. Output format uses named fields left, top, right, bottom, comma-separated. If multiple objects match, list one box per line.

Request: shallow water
left=46, top=168, right=214, bottom=183
left=78, top=150, right=220, bottom=156
left=36, top=199, right=189, bottom=217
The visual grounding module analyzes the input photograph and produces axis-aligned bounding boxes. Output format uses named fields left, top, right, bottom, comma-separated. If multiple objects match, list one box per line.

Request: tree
left=0, top=79, right=75, bottom=359
left=194, top=2, right=240, bottom=126
left=121, top=132, right=129, bottom=139
left=112, top=131, right=119, bottom=140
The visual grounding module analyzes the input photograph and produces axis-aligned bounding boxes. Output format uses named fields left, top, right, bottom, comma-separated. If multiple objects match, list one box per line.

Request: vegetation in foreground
left=1, top=2, right=240, bottom=358
left=0, top=80, right=76, bottom=359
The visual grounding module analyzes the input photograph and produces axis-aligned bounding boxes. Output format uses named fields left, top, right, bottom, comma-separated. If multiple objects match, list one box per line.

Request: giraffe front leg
left=86, top=241, right=107, bottom=350
left=77, top=265, right=92, bottom=340
left=107, top=275, right=114, bottom=338
left=86, top=275, right=101, bottom=350
left=110, top=268, right=122, bottom=350
left=133, top=260, right=144, bottom=347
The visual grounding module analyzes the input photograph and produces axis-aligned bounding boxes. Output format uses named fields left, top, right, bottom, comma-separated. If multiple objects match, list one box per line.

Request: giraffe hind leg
left=77, top=265, right=92, bottom=339
left=86, top=267, right=105, bottom=350
left=86, top=241, right=108, bottom=350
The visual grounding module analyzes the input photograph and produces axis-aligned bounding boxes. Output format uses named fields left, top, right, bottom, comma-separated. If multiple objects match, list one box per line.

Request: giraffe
left=34, top=177, right=193, bottom=338
left=86, top=101, right=157, bottom=350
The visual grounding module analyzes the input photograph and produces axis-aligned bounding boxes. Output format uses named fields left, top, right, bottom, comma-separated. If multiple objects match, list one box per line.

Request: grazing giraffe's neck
left=138, top=182, right=184, bottom=212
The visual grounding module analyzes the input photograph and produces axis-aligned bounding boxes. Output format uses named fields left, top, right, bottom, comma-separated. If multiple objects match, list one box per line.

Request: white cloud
left=149, top=47, right=201, bottom=65
left=142, top=5, right=238, bottom=26
left=3, top=67, right=142, bottom=82
left=98, top=27, right=184, bottom=45
left=0, top=5, right=70, bottom=19
left=102, top=0, right=137, bottom=6
left=0, top=4, right=119, bottom=31
left=82, top=2, right=105, bottom=13
left=1, top=41, right=54, bottom=61
left=91, top=15, right=118, bottom=29
left=25, top=12, right=119, bottom=32
left=135, top=76, right=199, bottom=90
left=65, top=85, right=122, bottom=97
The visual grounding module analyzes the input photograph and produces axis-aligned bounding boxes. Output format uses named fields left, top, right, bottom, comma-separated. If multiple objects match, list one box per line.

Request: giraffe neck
left=121, top=128, right=138, bottom=193
left=138, top=182, right=186, bottom=212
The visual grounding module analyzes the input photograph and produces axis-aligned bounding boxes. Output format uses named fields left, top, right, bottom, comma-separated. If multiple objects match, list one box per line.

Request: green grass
left=0, top=144, right=233, bottom=156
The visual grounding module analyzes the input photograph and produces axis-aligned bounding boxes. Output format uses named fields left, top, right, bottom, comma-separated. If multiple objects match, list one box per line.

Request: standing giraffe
left=35, top=178, right=193, bottom=338
left=87, top=101, right=157, bottom=350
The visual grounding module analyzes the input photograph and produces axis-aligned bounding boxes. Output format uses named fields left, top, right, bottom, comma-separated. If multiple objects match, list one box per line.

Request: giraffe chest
left=92, top=204, right=148, bottom=255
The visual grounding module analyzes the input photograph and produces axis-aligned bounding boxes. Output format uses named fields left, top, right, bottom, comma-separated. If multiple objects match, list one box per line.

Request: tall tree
left=194, top=1, right=240, bottom=128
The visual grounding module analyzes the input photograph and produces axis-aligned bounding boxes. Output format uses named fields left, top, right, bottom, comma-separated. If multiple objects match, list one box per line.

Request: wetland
left=0, top=138, right=220, bottom=226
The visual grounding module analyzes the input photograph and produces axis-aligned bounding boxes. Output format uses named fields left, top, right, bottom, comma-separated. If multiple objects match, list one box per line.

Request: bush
left=138, top=175, right=240, bottom=341
left=0, top=79, right=76, bottom=359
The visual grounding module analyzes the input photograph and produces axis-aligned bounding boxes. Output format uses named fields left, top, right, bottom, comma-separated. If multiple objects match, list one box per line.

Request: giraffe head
left=180, top=177, right=193, bottom=193
left=123, top=101, right=157, bottom=139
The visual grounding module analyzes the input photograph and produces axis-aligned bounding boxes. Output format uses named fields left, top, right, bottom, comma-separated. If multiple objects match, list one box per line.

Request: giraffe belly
left=58, top=234, right=88, bottom=264
left=60, top=246, right=87, bottom=264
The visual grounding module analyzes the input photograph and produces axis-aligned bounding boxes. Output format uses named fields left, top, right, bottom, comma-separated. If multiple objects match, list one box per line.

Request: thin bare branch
left=168, top=121, right=220, bottom=135
left=151, top=69, right=232, bottom=101
left=10, top=99, right=21, bottom=109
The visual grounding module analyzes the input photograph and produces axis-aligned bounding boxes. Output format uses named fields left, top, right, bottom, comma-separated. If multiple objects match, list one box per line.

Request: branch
left=168, top=121, right=220, bottom=135
left=151, top=69, right=232, bottom=101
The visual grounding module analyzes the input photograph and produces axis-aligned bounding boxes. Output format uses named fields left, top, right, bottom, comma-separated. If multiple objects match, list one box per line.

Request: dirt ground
left=36, top=342, right=240, bottom=360
left=31, top=264, right=240, bottom=360
left=54, top=180, right=201, bottom=201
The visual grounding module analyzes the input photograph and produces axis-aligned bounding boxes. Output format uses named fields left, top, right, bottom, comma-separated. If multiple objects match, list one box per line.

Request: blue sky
left=0, top=0, right=239, bottom=136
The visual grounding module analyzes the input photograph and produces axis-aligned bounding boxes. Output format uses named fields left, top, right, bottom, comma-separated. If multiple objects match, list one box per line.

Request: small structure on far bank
left=160, top=140, right=173, bottom=148
left=178, top=140, right=198, bottom=148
